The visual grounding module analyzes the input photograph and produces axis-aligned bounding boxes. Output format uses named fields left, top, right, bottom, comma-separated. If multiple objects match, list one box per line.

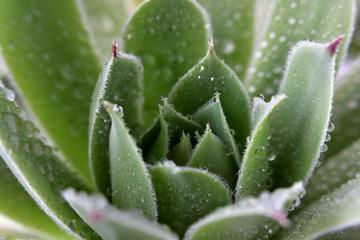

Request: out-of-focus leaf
left=0, top=84, right=95, bottom=239
left=236, top=94, right=286, bottom=199
left=269, top=41, right=336, bottom=188
left=89, top=52, right=143, bottom=195
left=302, top=138, right=360, bottom=207
left=245, top=0, right=355, bottom=99
left=0, top=158, right=71, bottom=240
left=75, top=0, right=131, bottom=62
left=105, top=102, right=157, bottom=220
left=326, top=56, right=360, bottom=159
left=275, top=178, right=360, bottom=240
left=196, top=0, right=254, bottom=79
left=169, top=44, right=250, bottom=151
left=123, top=0, right=210, bottom=126
left=151, top=161, right=231, bottom=237
left=168, top=133, right=192, bottom=166
left=194, top=95, right=241, bottom=167
left=63, top=189, right=179, bottom=240
left=188, top=125, right=237, bottom=189
left=0, top=0, right=102, bottom=184
left=185, top=182, right=304, bottom=240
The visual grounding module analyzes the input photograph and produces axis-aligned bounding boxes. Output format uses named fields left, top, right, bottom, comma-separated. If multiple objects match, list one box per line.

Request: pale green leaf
left=75, top=0, right=131, bottom=62
left=196, top=0, right=254, bottom=79
left=89, top=52, right=143, bottom=195
left=0, top=158, right=71, bottom=240
left=168, top=133, right=192, bottom=166
left=269, top=41, right=336, bottom=188
left=0, top=84, right=95, bottom=239
left=185, top=182, right=305, bottom=240
left=105, top=102, right=157, bottom=220
left=245, top=0, right=355, bottom=99
left=151, top=161, right=231, bottom=237
left=302, top=138, right=360, bottom=207
left=123, top=0, right=210, bottom=126
left=326, top=56, right=360, bottom=159
left=188, top=126, right=237, bottom=189
left=275, top=178, right=360, bottom=240
left=0, top=0, right=102, bottom=184
left=63, top=189, right=179, bottom=240
left=169, top=44, right=251, bottom=151
left=194, top=95, right=241, bottom=167
left=236, top=94, right=286, bottom=199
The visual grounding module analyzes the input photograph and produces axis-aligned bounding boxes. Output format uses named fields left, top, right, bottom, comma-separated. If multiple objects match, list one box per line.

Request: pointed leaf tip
left=328, top=37, right=343, bottom=56
left=112, top=42, right=118, bottom=58
left=208, top=39, right=215, bottom=55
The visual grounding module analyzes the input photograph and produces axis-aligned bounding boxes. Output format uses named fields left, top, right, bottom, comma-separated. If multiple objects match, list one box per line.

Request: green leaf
left=196, top=0, right=254, bottom=79
left=63, top=189, right=179, bottom=240
left=123, top=0, right=210, bottom=126
left=151, top=161, right=231, bottom=237
left=105, top=102, right=157, bottom=220
left=325, top=56, right=360, bottom=159
left=75, top=0, right=131, bottom=62
left=275, top=177, right=360, bottom=240
left=269, top=41, right=336, bottom=188
left=302, top=138, right=360, bottom=207
left=236, top=94, right=286, bottom=199
left=0, top=84, right=95, bottom=239
left=161, top=99, right=203, bottom=144
left=194, top=95, right=241, bottom=167
left=168, top=133, right=192, bottom=166
left=89, top=52, right=143, bottom=195
left=185, top=182, right=305, bottom=240
left=169, top=44, right=251, bottom=151
left=0, top=0, right=102, bottom=184
left=188, top=125, right=237, bottom=190
left=0, top=157, right=70, bottom=240
left=141, top=112, right=169, bottom=164
left=245, top=0, right=355, bottom=99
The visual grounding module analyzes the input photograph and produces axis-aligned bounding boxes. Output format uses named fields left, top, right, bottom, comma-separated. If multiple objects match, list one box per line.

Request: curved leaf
left=168, top=133, right=192, bottom=166
left=0, top=0, right=102, bottom=184
left=169, top=44, right=251, bottom=151
left=151, top=161, right=231, bottom=237
left=326, top=56, right=360, bottom=159
left=269, top=40, right=336, bottom=188
left=185, top=182, right=304, bottom=240
left=0, top=158, right=70, bottom=240
left=194, top=95, right=241, bottom=167
left=188, top=125, right=237, bottom=189
left=89, top=51, right=143, bottom=195
left=0, top=83, right=95, bottom=239
left=245, top=0, right=355, bottom=98
left=123, top=0, right=210, bottom=125
left=105, top=102, right=157, bottom=220
left=302, top=138, right=360, bottom=207
left=63, top=189, right=179, bottom=240
left=275, top=178, right=360, bottom=240
left=236, top=94, right=286, bottom=199
left=196, top=0, right=254, bottom=79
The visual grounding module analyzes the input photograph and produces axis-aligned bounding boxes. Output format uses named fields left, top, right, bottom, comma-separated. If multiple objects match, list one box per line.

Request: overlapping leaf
left=269, top=41, right=336, bottom=188
left=245, top=0, right=355, bottom=98
left=63, top=189, right=179, bottom=240
left=0, top=83, right=95, bottom=239
left=123, top=0, right=210, bottom=125
left=89, top=52, right=143, bottom=195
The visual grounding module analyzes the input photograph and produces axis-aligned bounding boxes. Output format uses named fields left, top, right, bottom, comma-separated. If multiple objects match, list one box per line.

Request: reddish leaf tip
left=88, top=209, right=102, bottom=222
left=328, top=37, right=343, bottom=56
left=272, top=210, right=291, bottom=228
left=208, top=39, right=215, bottom=55
left=112, top=42, right=118, bottom=58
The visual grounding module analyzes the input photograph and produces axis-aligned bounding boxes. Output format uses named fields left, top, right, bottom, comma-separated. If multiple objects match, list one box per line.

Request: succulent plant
left=1, top=0, right=360, bottom=239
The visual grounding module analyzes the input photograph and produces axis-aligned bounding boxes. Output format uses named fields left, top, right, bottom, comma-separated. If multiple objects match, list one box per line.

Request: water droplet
left=255, top=146, right=267, bottom=158
left=210, top=77, right=214, bottom=82
left=279, top=36, right=287, bottom=42
left=328, top=122, right=335, bottom=132
left=288, top=17, right=296, bottom=25
left=325, top=134, right=331, bottom=142
left=320, top=144, right=328, bottom=153
left=269, top=32, right=276, bottom=39
left=200, top=65, right=205, bottom=72
left=32, top=141, right=44, bottom=157
left=290, top=2, right=297, bottom=8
